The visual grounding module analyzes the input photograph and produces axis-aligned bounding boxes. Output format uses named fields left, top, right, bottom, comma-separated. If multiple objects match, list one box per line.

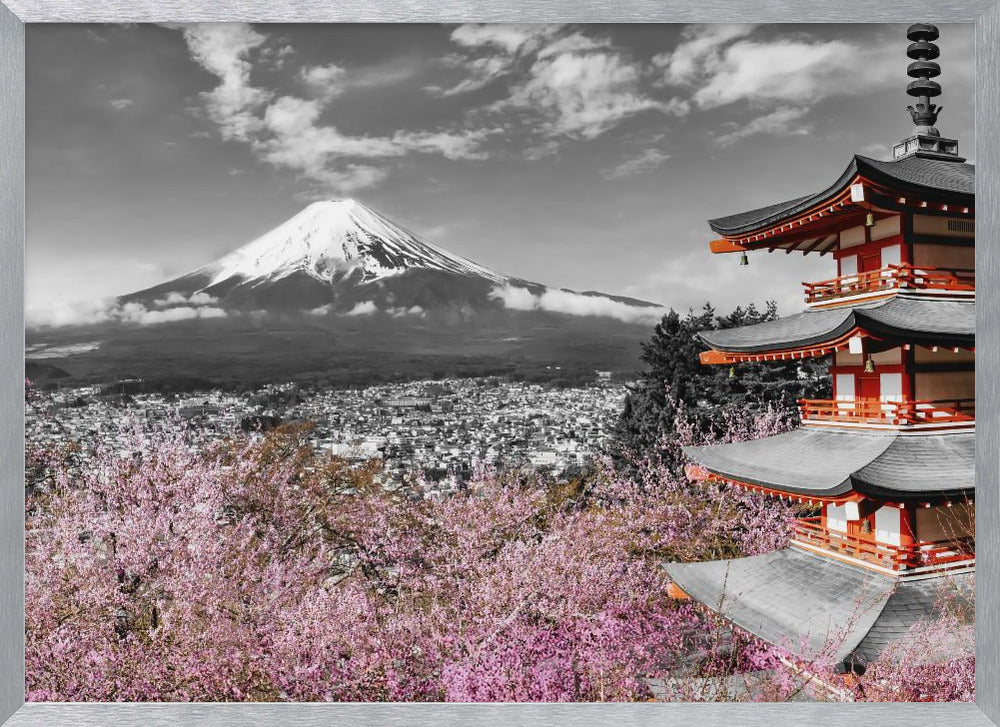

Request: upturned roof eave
left=682, top=428, right=975, bottom=500
left=707, top=154, right=975, bottom=237
left=695, top=296, right=975, bottom=356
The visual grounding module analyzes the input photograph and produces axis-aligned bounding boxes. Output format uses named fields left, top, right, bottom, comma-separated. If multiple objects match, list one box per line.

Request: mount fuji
left=121, top=198, right=659, bottom=319
left=30, top=200, right=665, bottom=387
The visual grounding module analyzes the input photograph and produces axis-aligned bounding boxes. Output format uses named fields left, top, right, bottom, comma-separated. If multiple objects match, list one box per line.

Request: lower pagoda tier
left=683, top=429, right=973, bottom=500
left=663, top=547, right=973, bottom=672
left=698, top=295, right=974, bottom=362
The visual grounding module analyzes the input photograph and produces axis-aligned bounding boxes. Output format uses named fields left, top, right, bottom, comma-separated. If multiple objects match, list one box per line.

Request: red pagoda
left=665, top=23, right=974, bottom=674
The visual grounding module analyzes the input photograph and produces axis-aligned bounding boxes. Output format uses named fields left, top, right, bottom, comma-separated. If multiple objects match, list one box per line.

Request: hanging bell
left=864, top=212, right=876, bottom=228
left=738, top=251, right=749, bottom=266
left=864, top=357, right=876, bottom=373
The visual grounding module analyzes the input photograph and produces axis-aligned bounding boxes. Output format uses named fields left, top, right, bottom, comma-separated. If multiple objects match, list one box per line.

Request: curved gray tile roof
left=664, top=548, right=894, bottom=664
left=709, top=154, right=975, bottom=236
left=683, top=428, right=974, bottom=498
left=698, top=296, right=975, bottom=353
left=853, top=571, right=974, bottom=662
left=663, top=547, right=973, bottom=667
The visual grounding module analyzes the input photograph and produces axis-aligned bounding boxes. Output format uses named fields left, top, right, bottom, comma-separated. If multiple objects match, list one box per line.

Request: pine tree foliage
left=614, top=302, right=831, bottom=469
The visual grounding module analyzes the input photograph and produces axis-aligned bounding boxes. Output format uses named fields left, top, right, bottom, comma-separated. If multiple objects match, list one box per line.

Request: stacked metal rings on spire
left=905, top=24, right=942, bottom=128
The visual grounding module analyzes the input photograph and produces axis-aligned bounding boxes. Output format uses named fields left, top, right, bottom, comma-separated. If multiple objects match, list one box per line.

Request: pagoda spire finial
left=892, top=23, right=963, bottom=162
left=905, top=23, right=942, bottom=133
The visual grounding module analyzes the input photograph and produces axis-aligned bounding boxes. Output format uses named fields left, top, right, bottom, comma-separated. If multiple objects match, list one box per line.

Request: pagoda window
left=834, top=373, right=855, bottom=402
left=912, top=214, right=975, bottom=240
left=879, top=372, right=903, bottom=403
left=838, top=253, right=858, bottom=280
left=874, top=505, right=902, bottom=546
left=825, top=503, right=849, bottom=533
left=881, top=242, right=901, bottom=268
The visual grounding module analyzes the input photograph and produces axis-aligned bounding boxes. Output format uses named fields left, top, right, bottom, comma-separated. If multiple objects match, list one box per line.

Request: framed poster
left=1, top=2, right=999, bottom=726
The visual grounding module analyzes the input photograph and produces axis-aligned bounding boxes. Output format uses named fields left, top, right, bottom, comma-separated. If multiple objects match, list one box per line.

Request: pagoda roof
left=709, top=154, right=975, bottom=237
left=683, top=428, right=973, bottom=500
left=698, top=296, right=974, bottom=356
left=663, top=547, right=973, bottom=667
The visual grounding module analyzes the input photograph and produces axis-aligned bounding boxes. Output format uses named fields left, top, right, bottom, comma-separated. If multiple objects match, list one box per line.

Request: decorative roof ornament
left=892, top=23, right=964, bottom=162
left=905, top=23, right=943, bottom=131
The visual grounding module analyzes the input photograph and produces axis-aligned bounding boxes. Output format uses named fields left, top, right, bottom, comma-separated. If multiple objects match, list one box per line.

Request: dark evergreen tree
left=613, top=302, right=830, bottom=470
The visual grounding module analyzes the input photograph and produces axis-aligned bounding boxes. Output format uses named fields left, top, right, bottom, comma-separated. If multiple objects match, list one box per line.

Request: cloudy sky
left=26, top=23, right=974, bottom=321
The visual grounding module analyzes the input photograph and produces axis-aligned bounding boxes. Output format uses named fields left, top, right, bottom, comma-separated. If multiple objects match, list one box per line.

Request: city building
left=665, top=24, right=975, bottom=676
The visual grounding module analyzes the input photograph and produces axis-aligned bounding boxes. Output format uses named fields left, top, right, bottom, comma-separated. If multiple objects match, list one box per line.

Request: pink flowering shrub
left=24, top=382, right=972, bottom=702
left=851, top=581, right=975, bottom=702
left=26, top=404, right=796, bottom=703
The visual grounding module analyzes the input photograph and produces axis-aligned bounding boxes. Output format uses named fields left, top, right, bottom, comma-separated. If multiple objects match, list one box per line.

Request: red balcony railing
left=799, top=398, right=975, bottom=427
left=793, top=516, right=974, bottom=572
left=803, top=264, right=975, bottom=304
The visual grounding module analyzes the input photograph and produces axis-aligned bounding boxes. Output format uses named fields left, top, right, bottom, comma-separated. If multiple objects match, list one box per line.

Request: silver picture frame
left=1, top=2, right=998, bottom=725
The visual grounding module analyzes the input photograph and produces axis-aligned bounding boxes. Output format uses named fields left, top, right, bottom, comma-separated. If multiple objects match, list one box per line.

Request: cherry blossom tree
left=24, top=380, right=972, bottom=702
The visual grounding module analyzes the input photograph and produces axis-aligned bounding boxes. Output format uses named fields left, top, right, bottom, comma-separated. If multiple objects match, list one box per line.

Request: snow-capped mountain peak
left=199, top=198, right=507, bottom=287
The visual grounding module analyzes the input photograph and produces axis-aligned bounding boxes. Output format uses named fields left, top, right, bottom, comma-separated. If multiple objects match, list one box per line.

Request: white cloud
left=255, top=95, right=489, bottom=189
left=177, top=24, right=490, bottom=193
left=603, top=148, right=670, bottom=180
left=450, top=24, right=560, bottom=55
left=28, top=293, right=228, bottom=328
left=444, top=27, right=687, bottom=141
left=27, top=299, right=115, bottom=328
left=426, top=55, right=512, bottom=97
left=345, top=301, right=377, bottom=316
left=392, top=129, right=490, bottom=160
left=307, top=302, right=422, bottom=318
left=181, top=24, right=272, bottom=142
left=152, top=291, right=220, bottom=307
left=693, top=39, right=856, bottom=108
left=714, top=106, right=811, bottom=146
left=659, top=26, right=900, bottom=110
left=491, top=284, right=537, bottom=310
left=491, top=285, right=665, bottom=324
left=300, top=63, right=346, bottom=99
left=536, top=32, right=610, bottom=59
left=501, top=50, right=687, bottom=139
left=427, top=26, right=562, bottom=98
left=652, top=24, right=756, bottom=85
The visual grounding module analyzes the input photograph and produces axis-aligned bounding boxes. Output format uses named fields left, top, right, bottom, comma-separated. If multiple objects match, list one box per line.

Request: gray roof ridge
left=842, top=431, right=899, bottom=493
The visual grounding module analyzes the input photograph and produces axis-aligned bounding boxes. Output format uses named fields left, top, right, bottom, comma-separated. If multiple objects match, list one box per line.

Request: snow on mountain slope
left=198, top=199, right=507, bottom=288
left=111, top=198, right=663, bottom=324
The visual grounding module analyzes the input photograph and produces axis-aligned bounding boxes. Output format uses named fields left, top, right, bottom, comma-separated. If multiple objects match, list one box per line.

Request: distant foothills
left=26, top=200, right=667, bottom=391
